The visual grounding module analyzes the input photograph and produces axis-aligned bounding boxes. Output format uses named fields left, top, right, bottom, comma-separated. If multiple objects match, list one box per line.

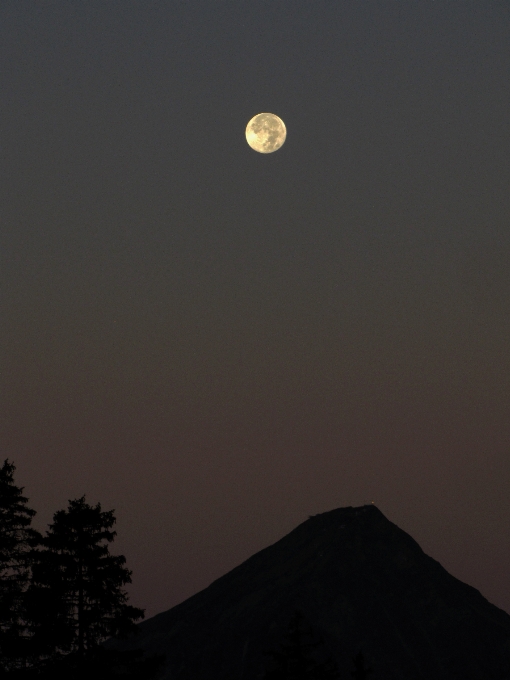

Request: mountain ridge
left=107, top=505, right=510, bottom=679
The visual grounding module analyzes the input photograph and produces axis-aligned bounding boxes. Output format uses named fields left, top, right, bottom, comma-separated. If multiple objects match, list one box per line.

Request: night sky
left=2, top=1, right=510, bottom=620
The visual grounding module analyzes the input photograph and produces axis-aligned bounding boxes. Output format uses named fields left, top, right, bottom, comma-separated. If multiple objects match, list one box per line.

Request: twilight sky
left=1, top=0, right=510, bottom=619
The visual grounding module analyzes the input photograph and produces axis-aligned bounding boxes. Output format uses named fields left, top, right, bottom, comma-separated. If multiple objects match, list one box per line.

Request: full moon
left=245, top=113, right=287, bottom=153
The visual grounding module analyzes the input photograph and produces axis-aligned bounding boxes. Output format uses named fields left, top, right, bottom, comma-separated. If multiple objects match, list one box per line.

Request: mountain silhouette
left=106, top=505, right=510, bottom=679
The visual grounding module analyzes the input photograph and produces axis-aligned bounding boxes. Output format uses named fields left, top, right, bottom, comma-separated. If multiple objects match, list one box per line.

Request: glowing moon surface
left=245, top=113, right=287, bottom=153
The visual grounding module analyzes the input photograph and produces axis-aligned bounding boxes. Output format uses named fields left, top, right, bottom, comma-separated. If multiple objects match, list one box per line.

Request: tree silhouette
left=263, top=610, right=340, bottom=680
left=0, top=460, right=41, bottom=672
left=350, top=651, right=372, bottom=680
left=24, top=496, right=145, bottom=668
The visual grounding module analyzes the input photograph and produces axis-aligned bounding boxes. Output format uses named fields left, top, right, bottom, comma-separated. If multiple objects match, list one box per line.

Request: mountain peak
left=108, top=505, right=510, bottom=679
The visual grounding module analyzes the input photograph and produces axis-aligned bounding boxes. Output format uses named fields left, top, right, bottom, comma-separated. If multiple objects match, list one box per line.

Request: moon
left=245, top=113, right=287, bottom=153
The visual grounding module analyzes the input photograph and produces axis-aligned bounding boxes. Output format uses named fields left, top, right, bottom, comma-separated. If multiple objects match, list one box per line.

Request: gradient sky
left=1, top=0, right=510, bottom=620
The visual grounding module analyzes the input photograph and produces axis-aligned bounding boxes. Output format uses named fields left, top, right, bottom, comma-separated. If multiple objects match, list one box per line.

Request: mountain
left=106, top=505, right=510, bottom=679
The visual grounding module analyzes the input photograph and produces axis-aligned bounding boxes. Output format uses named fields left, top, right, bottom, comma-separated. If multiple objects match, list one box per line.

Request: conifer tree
left=350, top=651, right=372, bottom=680
left=25, top=496, right=145, bottom=667
left=0, top=459, right=40, bottom=672
left=263, top=610, right=340, bottom=680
